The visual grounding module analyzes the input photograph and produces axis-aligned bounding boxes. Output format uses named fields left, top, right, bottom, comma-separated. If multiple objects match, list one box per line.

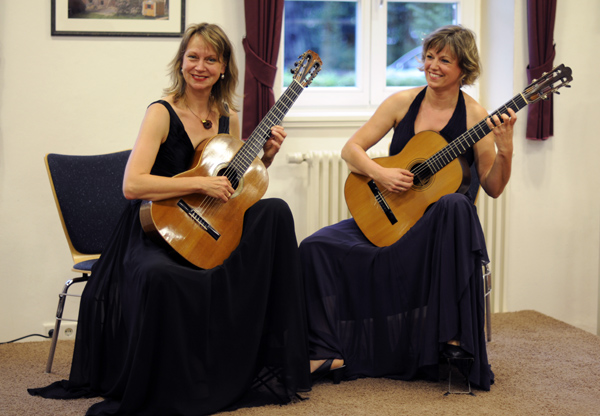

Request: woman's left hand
left=261, top=125, right=287, bottom=168
left=485, top=108, right=517, bottom=155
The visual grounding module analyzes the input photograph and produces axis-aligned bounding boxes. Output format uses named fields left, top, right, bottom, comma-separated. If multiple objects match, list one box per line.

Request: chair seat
left=72, top=259, right=98, bottom=273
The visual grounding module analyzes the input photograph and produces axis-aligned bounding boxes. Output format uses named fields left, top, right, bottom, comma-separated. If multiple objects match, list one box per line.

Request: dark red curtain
left=242, top=0, right=285, bottom=140
left=526, top=0, right=557, bottom=140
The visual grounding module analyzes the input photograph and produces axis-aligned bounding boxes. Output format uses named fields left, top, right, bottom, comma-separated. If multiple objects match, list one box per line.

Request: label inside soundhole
left=409, top=161, right=434, bottom=191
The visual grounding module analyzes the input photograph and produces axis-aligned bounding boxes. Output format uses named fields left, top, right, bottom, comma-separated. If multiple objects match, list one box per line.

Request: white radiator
left=287, top=149, right=506, bottom=313
left=475, top=190, right=506, bottom=313
left=287, top=149, right=387, bottom=233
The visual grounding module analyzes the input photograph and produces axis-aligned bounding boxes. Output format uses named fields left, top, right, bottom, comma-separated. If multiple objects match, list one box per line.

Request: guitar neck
left=231, top=80, right=305, bottom=172
left=425, top=92, right=529, bottom=175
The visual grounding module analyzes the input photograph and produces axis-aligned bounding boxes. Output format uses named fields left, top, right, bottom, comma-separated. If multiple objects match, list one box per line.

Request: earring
left=221, top=74, right=225, bottom=79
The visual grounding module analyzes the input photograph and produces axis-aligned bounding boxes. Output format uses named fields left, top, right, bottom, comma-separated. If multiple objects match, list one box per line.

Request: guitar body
left=140, top=133, right=268, bottom=269
left=344, top=130, right=470, bottom=247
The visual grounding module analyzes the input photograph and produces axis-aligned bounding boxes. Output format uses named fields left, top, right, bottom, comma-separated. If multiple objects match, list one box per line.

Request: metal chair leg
left=485, top=293, right=492, bottom=342
left=444, top=357, right=475, bottom=396
left=483, top=262, right=492, bottom=342
left=45, top=274, right=88, bottom=373
left=251, top=365, right=307, bottom=404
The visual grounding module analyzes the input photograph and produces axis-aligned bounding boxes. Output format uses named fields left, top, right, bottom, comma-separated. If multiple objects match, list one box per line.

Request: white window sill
left=283, top=108, right=375, bottom=129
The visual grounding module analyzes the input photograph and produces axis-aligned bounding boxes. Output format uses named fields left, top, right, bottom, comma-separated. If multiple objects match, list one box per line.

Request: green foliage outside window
left=283, top=1, right=457, bottom=88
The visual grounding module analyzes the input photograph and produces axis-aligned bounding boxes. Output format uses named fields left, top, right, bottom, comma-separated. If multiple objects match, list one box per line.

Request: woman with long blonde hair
left=30, top=23, right=310, bottom=415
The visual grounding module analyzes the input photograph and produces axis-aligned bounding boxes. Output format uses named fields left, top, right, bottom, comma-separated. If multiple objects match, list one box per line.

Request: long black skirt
left=29, top=198, right=311, bottom=415
left=299, top=193, right=493, bottom=390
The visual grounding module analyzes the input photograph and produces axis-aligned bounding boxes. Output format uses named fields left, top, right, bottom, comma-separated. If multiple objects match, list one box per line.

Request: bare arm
left=471, top=101, right=517, bottom=198
left=341, top=90, right=416, bottom=193
left=122, top=103, right=234, bottom=202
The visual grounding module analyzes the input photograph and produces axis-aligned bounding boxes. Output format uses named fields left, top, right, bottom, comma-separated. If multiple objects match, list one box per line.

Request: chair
left=44, top=150, right=131, bottom=373
left=443, top=260, right=493, bottom=395
left=472, top=179, right=493, bottom=343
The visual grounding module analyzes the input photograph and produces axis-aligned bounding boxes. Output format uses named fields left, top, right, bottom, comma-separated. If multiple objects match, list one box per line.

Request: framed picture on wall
left=51, top=0, right=186, bottom=37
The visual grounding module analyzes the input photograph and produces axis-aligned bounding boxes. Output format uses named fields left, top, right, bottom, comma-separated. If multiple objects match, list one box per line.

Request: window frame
left=279, top=0, right=481, bottom=116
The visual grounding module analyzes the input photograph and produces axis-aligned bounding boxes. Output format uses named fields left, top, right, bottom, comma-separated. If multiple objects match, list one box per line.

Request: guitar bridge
left=367, top=180, right=398, bottom=225
left=177, top=199, right=221, bottom=241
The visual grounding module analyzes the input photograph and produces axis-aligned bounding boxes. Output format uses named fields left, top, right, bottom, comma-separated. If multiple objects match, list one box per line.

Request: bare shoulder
left=227, top=109, right=241, bottom=140
left=377, top=86, right=425, bottom=124
left=146, top=99, right=172, bottom=119
left=462, top=90, right=489, bottom=128
left=138, top=100, right=172, bottom=145
left=227, top=108, right=240, bottom=123
left=385, top=86, right=424, bottom=108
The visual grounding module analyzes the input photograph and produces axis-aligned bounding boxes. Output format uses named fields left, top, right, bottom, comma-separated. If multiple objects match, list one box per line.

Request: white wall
left=0, top=1, right=246, bottom=342
left=502, top=0, right=600, bottom=333
left=0, top=0, right=598, bottom=345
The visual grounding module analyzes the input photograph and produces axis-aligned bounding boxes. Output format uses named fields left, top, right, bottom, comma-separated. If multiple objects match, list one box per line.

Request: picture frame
left=51, top=0, right=186, bottom=37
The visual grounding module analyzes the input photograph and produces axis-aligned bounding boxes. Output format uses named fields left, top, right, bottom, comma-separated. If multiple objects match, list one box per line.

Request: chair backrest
left=45, top=150, right=131, bottom=265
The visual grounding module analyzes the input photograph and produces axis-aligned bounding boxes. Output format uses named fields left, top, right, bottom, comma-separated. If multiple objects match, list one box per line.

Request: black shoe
left=441, top=343, right=473, bottom=360
left=311, top=358, right=345, bottom=385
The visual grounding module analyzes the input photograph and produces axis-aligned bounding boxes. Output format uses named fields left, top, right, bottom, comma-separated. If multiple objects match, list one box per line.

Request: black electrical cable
left=0, top=329, right=54, bottom=345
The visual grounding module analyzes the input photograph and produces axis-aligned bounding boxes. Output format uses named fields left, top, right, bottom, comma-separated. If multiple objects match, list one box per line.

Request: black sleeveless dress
left=299, top=87, right=493, bottom=390
left=29, top=100, right=311, bottom=415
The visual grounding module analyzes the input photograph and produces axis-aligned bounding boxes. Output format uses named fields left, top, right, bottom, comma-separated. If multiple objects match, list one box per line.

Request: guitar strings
left=376, top=95, right=526, bottom=201
left=184, top=89, right=530, bottom=221
left=187, top=81, right=305, bottom=221
left=194, top=53, right=321, bottom=219
left=195, top=85, right=298, bottom=218
left=409, top=95, right=525, bottom=181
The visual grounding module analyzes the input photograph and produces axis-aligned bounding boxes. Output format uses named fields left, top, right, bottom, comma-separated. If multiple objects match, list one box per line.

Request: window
left=282, top=0, right=479, bottom=111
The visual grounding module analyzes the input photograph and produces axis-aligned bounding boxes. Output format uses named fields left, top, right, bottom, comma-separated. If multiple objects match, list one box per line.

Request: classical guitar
left=140, top=50, right=322, bottom=269
left=345, top=64, right=573, bottom=247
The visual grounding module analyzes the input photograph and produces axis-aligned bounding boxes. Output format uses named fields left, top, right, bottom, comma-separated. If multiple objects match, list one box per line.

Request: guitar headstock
left=523, top=64, right=573, bottom=104
left=290, top=50, right=322, bottom=88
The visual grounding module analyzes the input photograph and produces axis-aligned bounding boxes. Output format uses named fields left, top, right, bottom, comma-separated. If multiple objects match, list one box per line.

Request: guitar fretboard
left=423, top=93, right=528, bottom=176
left=228, top=80, right=305, bottom=176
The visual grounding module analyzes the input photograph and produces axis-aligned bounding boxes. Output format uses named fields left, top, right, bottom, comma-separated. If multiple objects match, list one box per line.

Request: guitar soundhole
left=409, top=161, right=433, bottom=191
left=216, top=165, right=241, bottom=191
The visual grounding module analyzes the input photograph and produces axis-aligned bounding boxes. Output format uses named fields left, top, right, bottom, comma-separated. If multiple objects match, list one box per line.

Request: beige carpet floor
left=1, top=310, right=599, bottom=415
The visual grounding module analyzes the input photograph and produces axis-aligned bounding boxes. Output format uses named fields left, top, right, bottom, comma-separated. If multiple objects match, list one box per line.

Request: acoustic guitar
left=140, top=50, right=322, bottom=269
left=345, top=64, right=573, bottom=247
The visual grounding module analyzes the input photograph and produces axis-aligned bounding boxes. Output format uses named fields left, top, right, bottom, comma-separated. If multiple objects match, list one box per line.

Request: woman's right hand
left=198, top=176, right=235, bottom=203
left=373, top=167, right=414, bottom=193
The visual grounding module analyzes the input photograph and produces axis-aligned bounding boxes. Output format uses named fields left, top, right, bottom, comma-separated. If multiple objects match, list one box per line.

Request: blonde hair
left=164, top=23, right=239, bottom=116
left=421, top=25, right=481, bottom=86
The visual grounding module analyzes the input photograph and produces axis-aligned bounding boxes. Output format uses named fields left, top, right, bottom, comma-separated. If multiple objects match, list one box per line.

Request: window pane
left=284, top=0, right=357, bottom=87
left=386, top=2, right=458, bottom=87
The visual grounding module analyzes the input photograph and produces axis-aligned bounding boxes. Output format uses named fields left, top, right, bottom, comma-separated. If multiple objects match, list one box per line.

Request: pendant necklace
left=186, top=102, right=212, bottom=129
